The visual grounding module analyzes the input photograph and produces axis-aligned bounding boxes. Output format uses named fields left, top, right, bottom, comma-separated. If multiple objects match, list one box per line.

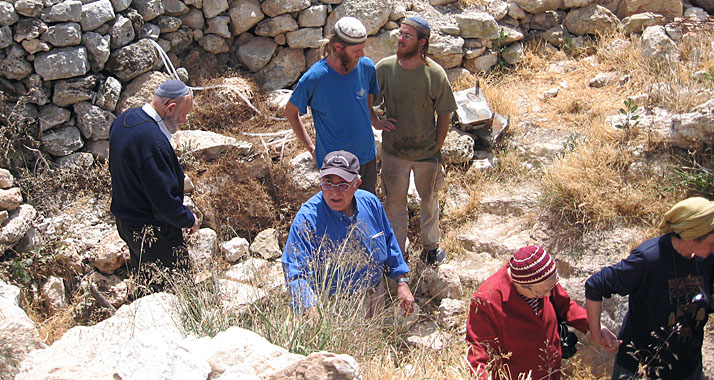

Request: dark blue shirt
left=585, top=234, right=714, bottom=379
left=109, top=107, right=194, bottom=229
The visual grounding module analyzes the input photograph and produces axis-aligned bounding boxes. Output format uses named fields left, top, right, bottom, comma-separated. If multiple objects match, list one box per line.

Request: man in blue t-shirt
left=282, top=150, right=414, bottom=318
left=285, top=17, right=395, bottom=194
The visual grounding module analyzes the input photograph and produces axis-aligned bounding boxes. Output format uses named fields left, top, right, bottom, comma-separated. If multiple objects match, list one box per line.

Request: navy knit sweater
left=109, top=107, right=195, bottom=229
left=585, top=234, right=714, bottom=379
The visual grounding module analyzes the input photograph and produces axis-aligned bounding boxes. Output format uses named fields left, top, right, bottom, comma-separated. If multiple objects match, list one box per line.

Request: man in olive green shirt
left=374, top=16, right=457, bottom=264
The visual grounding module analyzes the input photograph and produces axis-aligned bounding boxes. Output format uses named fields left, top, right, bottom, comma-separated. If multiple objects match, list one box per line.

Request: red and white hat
left=508, top=246, right=556, bottom=285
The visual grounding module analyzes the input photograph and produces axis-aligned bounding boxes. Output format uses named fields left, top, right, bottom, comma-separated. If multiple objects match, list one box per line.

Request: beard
left=338, top=51, right=359, bottom=72
left=397, top=42, right=420, bottom=60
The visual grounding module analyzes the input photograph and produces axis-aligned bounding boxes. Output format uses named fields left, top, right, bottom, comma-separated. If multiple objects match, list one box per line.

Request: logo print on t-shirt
left=355, top=88, right=367, bottom=100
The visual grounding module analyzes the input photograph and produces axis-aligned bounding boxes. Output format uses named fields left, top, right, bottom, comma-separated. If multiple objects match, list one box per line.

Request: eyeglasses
left=396, top=31, right=415, bottom=40
left=320, top=181, right=354, bottom=192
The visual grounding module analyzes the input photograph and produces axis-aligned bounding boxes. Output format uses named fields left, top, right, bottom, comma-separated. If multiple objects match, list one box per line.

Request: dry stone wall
left=0, top=0, right=711, bottom=163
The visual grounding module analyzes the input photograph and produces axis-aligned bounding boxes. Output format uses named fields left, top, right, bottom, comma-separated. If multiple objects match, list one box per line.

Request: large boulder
left=41, top=1, right=82, bottom=23
left=52, top=75, right=98, bottom=107
left=620, top=12, right=666, bottom=35
left=261, top=0, right=310, bottom=17
left=254, top=14, right=298, bottom=37
left=263, top=352, right=360, bottom=380
left=203, top=0, right=229, bottom=19
left=73, top=102, right=115, bottom=140
left=254, top=48, right=305, bottom=91
left=618, top=0, right=683, bottom=17
left=513, top=0, right=562, bottom=13
left=132, top=0, right=164, bottom=21
left=110, top=14, right=136, bottom=49
left=115, top=71, right=171, bottom=113
left=365, top=30, right=398, bottom=65
left=0, top=280, right=46, bottom=380
left=0, top=204, right=37, bottom=246
left=34, top=46, right=89, bottom=81
left=0, top=45, right=33, bottom=80
left=172, top=130, right=253, bottom=161
left=228, top=0, right=264, bottom=35
left=563, top=4, right=618, bottom=36
left=41, top=22, right=82, bottom=47
left=80, top=0, right=115, bottom=31
left=13, top=18, right=47, bottom=42
left=427, top=34, right=464, bottom=70
left=454, top=12, right=499, bottom=39
left=249, top=228, right=281, bottom=259
left=82, top=31, right=111, bottom=72
left=640, top=25, right=677, bottom=62
left=105, top=39, right=161, bottom=82
left=324, top=0, right=393, bottom=37
left=298, top=5, right=328, bottom=27
left=40, top=125, right=83, bottom=157
left=289, top=151, right=319, bottom=192
left=286, top=28, right=323, bottom=49
left=238, top=37, right=277, bottom=72
left=0, top=2, right=19, bottom=26
left=442, top=129, right=474, bottom=163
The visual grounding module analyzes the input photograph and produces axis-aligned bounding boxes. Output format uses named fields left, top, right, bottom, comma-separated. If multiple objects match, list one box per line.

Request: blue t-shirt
left=289, top=57, right=379, bottom=165
left=281, top=189, right=410, bottom=311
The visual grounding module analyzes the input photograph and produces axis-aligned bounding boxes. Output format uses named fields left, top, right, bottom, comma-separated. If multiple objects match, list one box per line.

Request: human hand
left=373, top=118, right=397, bottom=132
left=396, top=282, right=414, bottom=316
left=591, top=327, right=621, bottom=353
left=187, top=218, right=199, bottom=234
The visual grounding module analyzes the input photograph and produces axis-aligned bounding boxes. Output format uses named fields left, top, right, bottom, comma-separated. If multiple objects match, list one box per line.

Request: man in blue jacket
left=109, top=79, right=199, bottom=271
left=282, top=150, right=414, bottom=318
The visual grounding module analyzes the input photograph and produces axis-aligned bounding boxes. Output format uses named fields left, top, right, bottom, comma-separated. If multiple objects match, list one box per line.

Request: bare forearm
left=285, top=103, right=314, bottom=153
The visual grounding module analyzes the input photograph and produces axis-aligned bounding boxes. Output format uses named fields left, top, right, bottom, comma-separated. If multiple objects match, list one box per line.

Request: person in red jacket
left=466, top=246, right=600, bottom=380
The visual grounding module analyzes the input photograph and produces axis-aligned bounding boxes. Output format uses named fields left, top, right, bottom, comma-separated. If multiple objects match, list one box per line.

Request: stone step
left=457, top=213, right=533, bottom=259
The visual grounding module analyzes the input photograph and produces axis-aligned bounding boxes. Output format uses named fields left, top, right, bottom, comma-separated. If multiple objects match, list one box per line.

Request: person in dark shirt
left=585, top=197, right=714, bottom=380
left=109, top=79, right=199, bottom=272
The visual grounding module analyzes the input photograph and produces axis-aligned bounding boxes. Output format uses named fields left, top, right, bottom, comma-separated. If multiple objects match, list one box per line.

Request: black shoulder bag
left=550, top=295, right=578, bottom=359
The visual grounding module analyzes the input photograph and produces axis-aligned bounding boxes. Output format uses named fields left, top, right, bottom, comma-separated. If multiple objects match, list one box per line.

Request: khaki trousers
left=364, top=277, right=386, bottom=319
left=381, top=152, right=445, bottom=256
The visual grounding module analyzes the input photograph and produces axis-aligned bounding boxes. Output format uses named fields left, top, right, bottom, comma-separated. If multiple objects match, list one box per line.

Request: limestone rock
left=445, top=67, right=470, bottom=84
left=34, top=46, right=89, bottom=81
left=421, top=264, right=464, bottom=302
left=73, top=101, right=114, bottom=140
left=455, top=12, right=499, bottom=39
left=0, top=280, right=46, bottom=380
left=238, top=37, right=277, bottom=72
left=620, top=12, right=666, bottom=35
left=286, top=27, right=323, bottom=49
left=465, top=51, right=498, bottom=72
left=263, top=352, right=361, bottom=380
left=94, top=76, right=121, bottom=112
left=52, top=75, right=97, bottom=107
left=0, top=210, right=8, bottom=225
left=0, top=2, right=19, bottom=26
left=88, top=271, right=129, bottom=308
left=563, top=4, right=618, bottom=36
left=218, top=279, right=269, bottom=314
left=173, top=130, right=253, bottom=161
left=162, top=27, right=193, bottom=54
left=324, top=0, right=393, bottom=37
left=254, top=48, right=305, bottom=91
left=250, top=228, right=281, bottom=259
left=640, top=25, right=677, bottom=61
left=199, top=34, right=229, bottom=54
left=255, top=14, right=298, bottom=37
left=80, top=0, right=115, bottom=31
left=82, top=31, right=111, bottom=72
left=110, top=15, right=135, bottom=49
left=438, top=298, right=466, bottom=328
left=157, top=15, right=182, bottom=33
left=15, top=0, right=44, bottom=18
left=0, top=45, right=33, bottom=80
left=41, top=22, right=82, bottom=47
left=221, top=236, right=250, bottom=263
left=206, top=16, right=230, bottom=38
left=13, top=18, right=47, bottom=42
left=228, top=0, right=264, bottom=35
left=0, top=204, right=37, bottom=246
left=180, top=8, right=204, bottom=30
left=0, top=187, right=23, bottom=211
left=489, top=0, right=510, bottom=20
left=299, top=5, right=327, bottom=27
left=442, top=129, right=474, bottom=163
left=132, top=0, right=164, bottom=21
left=513, top=0, right=562, bottom=13
left=405, top=321, right=450, bottom=350
left=502, top=41, right=523, bottom=65
left=42, top=276, right=68, bottom=312
left=187, top=228, right=218, bottom=269
left=88, top=229, right=129, bottom=274
left=618, top=0, right=683, bottom=17
left=115, top=70, right=171, bottom=113
left=0, top=25, right=11, bottom=48
left=85, top=139, right=110, bottom=162
left=442, top=183, right=471, bottom=216
left=41, top=1, right=82, bottom=23
left=203, top=0, right=229, bottom=19
left=105, top=39, right=161, bottom=81
left=588, top=71, right=618, bottom=88
left=262, top=0, right=310, bottom=17
left=0, top=169, right=13, bottom=188
left=544, top=25, right=570, bottom=47
left=163, top=0, right=189, bottom=16
left=428, top=34, right=464, bottom=70
left=41, top=125, right=83, bottom=157
left=289, top=151, right=319, bottom=191
left=110, top=0, right=133, bottom=12
left=364, top=30, right=398, bottom=65
left=55, top=152, right=94, bottom=170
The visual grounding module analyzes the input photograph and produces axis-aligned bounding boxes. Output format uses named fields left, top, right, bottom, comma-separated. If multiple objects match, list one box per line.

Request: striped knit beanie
left=509, top=246, right=556, bottom=285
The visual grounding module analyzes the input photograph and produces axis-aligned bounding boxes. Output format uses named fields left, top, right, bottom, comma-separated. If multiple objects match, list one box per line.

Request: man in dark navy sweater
left=109, top=79, right=199, bottom=271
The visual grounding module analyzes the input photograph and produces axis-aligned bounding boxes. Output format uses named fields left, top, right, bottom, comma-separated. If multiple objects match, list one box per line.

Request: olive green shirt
left=376, top=56, right=457, bottom=162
